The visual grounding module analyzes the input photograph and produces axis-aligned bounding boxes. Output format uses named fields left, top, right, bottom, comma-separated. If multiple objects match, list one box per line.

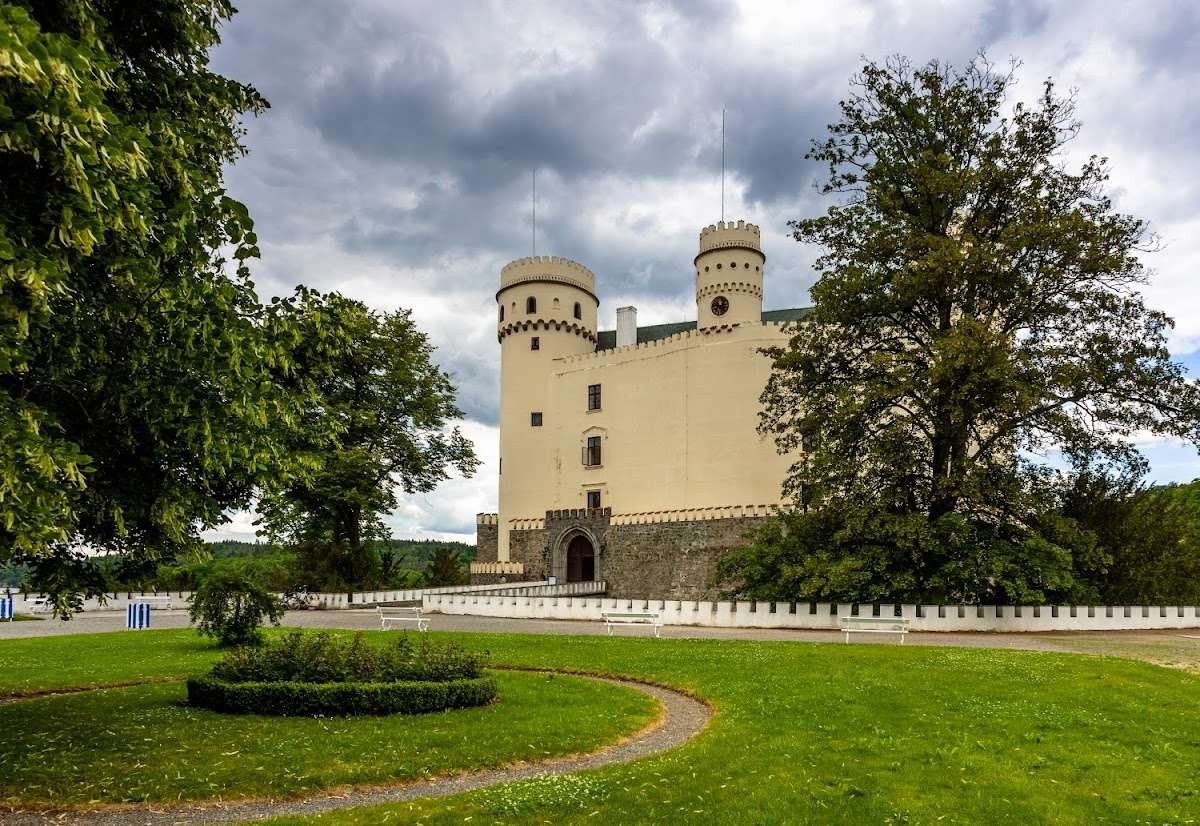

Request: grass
left=0, top=670, right=657, bottom=805
left=268, top=633, right=1200, bottom=825
left=3, top=629, right=1200, bottom=823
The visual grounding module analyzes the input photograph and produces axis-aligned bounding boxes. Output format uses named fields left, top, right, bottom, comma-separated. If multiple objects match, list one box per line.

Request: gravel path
left=2, top=672, right=711, bottom=826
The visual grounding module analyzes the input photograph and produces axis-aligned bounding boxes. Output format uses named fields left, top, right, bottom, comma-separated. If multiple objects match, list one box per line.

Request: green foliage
left=1060, top=476, right=1200, bottom=604
left=751, top=55, right=1200, bottom=603
left=188, top=567, right=283, bottom=647
left=210, top=630, right=485, bottom=683
left=0, top=1, right=342, bottom=614
left=191, top=630, right=492, bottom=715
left=424, top=545, right=467, bottom=587
left=718, top=503, right=1094, bottom=604
left=256, top=292, right=478, bottom=586
left=186, top=674, right=497, bottom=717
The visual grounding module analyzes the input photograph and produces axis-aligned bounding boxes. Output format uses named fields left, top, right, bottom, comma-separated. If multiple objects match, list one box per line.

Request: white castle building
left=473, top=220, right=808, bottom=598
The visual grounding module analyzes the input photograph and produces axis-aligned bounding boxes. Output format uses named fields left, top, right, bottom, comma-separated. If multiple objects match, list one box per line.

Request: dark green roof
left=596, top=307, right=813, bottom=350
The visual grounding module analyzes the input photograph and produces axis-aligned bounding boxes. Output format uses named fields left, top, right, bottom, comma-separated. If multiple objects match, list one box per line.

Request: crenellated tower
left=495, top=255, right=598, bottom=560
left=694, top=220, right=765, bottom=328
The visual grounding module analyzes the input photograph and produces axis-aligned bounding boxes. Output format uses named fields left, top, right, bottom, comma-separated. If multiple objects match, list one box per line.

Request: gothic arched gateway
left=565, top=534, right=595, bottom=582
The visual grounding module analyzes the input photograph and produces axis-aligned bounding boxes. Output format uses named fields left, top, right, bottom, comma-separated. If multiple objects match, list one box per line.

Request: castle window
left=573, top=302, right=581, bottom=319
left=716, top=263, right=722, bottom=269
left=526, top=296, right=537, bottom=314
left=587, top=383, right=601, bottom=411
left=744, top=262, right=750, bottom=268
left=531, top=412, right=543, bottom=427
left=587, top=490, right=601, bottom=509
left=499, top=305, right=505, bottom=321
left=531, top=336, right=540, bottom=351
left=583, top=436, right=602, bottom=467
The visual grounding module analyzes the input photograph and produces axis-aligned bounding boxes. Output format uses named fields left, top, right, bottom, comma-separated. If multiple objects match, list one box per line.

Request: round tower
left=694, top=220, right=765, bottom=328
left=495, top=256, right=598, bottom=560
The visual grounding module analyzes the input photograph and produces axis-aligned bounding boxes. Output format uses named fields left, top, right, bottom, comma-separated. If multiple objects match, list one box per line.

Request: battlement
left=500, top=255, right=596, bottom=293
left=557, top=317, right=793, bottom=366
left=476, top=513, right=498, bottom=526
left=609, top=503, right=781, bottom=526
left=698, top=219, right=762, bottom=254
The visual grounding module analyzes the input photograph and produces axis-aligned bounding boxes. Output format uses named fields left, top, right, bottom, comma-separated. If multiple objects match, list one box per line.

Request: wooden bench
left=840, top=616, right=911, bottom=644
left=27, top=597, right=51, bottom=614
left=378, top=606, right=428, bottom=632
left=602, top=611, right=662, bottom=637
left=132, top=595, right=172, bottom=610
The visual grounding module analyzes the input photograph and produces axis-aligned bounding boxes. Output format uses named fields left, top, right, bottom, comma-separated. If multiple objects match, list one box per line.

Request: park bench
left=602, top=611, right=662, bottom=637
left=378, top=606, right=429, bottom=632
left=27, top=596, right=51, bottom=614
left=132, top=595, right=172, bottom=610
left=839, top=615, right=911, bottom=644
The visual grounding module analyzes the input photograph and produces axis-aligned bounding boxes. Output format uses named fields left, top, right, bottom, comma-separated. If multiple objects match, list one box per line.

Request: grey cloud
left=206, top=0, right=1200, bottom=510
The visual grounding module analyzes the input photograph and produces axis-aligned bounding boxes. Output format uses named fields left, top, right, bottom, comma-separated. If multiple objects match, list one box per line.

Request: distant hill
left=204, top=538, right=475, bottom=565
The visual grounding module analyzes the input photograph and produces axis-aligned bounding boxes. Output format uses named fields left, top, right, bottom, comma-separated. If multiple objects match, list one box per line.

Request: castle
left=471, top=220, right=809, bottom=599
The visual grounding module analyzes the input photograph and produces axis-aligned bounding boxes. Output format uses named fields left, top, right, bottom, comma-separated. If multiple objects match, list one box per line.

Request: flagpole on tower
left=720, top=107, right=726, bottom=221
left=532, top=169, right=537, bottom=256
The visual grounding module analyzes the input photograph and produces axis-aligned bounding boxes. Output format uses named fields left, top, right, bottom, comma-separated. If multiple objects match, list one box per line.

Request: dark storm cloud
left=209, top=0, right=1200, bottom=453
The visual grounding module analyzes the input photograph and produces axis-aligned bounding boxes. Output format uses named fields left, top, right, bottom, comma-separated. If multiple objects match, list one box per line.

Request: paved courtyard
left=4, top=607, right=1199, bottom=672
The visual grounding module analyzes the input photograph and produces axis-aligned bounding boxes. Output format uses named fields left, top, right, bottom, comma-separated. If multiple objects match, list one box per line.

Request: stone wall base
left=484, top=512, right=765, bottom=600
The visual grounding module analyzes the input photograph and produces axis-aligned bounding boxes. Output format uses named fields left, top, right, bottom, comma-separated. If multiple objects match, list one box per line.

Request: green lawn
left=3, top=629, right=1199, bottom=823
left=0, top=670, right=656, bottom=805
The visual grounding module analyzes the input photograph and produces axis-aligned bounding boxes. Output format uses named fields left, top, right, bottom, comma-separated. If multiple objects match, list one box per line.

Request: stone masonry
left=474, top=510, right=768, bottom=600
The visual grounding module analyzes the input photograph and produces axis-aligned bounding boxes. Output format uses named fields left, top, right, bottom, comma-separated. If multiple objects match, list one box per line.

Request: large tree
left=734, top=56, right=1200, bottom=603
left=256, top=292, right=478, bottom=588
left=0, top=1, right=310, bottom=612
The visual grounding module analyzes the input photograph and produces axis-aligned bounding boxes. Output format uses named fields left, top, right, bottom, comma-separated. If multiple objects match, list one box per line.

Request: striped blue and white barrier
left=0, top=597, right=12, bottom=621
left=126, top=602, right=152, bottom=629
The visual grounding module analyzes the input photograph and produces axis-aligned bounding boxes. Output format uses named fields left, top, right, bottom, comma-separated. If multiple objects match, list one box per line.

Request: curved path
left=4, top=672, right=711, bottom=826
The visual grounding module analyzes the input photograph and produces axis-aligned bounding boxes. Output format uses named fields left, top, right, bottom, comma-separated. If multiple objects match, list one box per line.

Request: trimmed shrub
left=186, top=675, right=498, bottom=716
left=210, top=631, right=485, bottom=683
left=188, top=630, right=494, bottom=715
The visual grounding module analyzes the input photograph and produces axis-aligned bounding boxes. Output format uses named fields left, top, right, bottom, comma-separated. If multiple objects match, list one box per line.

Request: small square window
left=530, top=336, right=540, bottom=351
left=586, top=490, right=601, bottom=509
left=531, top=412, right=542, bottom=427
left=587, top=383, right=601, bottom=410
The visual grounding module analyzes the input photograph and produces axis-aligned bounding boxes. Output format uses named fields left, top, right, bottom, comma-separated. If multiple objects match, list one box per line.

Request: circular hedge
left=187, top=675, right=498, bottom=716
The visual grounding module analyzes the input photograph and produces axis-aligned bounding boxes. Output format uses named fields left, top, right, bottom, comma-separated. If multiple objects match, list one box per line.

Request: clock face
left=711, top=295, right=729, bottom=317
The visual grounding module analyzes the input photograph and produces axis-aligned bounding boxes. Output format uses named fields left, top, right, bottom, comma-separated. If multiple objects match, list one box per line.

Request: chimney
left=615, top=306, right=637, bottom=347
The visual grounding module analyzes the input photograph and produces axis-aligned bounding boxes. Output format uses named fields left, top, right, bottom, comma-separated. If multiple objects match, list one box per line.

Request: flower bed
left=187, top=631, right=497, bottom=716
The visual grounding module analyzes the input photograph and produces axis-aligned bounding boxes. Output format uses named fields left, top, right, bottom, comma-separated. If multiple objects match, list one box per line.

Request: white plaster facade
left=493, top=220, right=805, bottom=560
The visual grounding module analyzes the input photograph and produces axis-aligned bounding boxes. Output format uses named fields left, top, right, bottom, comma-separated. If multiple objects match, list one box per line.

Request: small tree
left=189, top=567, right=284, bottom=647
left=257, top=293, right=478, bottom=586
left=425, top=547, right=466, bottom=587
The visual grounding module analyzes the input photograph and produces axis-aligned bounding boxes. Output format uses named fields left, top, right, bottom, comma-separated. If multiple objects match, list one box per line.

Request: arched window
left=526, top=296, right=536, bottom=314
left=573, top=302, right=582, bottom=320
left=499, top=305, right=505, bottom=322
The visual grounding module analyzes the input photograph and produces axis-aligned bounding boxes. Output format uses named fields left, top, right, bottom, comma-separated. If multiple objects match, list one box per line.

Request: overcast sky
left=204, top=0, right=1200, bottom=543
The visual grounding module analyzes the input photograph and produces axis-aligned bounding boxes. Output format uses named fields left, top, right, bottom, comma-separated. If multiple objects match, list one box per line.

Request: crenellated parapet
left=499, top=255, right=596, bottom=297
left=609, top=503, right=781, bottom=525
left=697, top=280, right=763, bottom=301
left=497, top=317, right=597, bottom=344
left=698, top=219, right=762, bottom=255
left=476, top=513, right=499, bottom=526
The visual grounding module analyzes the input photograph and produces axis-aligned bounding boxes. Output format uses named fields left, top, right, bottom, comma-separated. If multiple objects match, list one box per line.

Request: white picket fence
left=421, top=593, right=1200, bottom=632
